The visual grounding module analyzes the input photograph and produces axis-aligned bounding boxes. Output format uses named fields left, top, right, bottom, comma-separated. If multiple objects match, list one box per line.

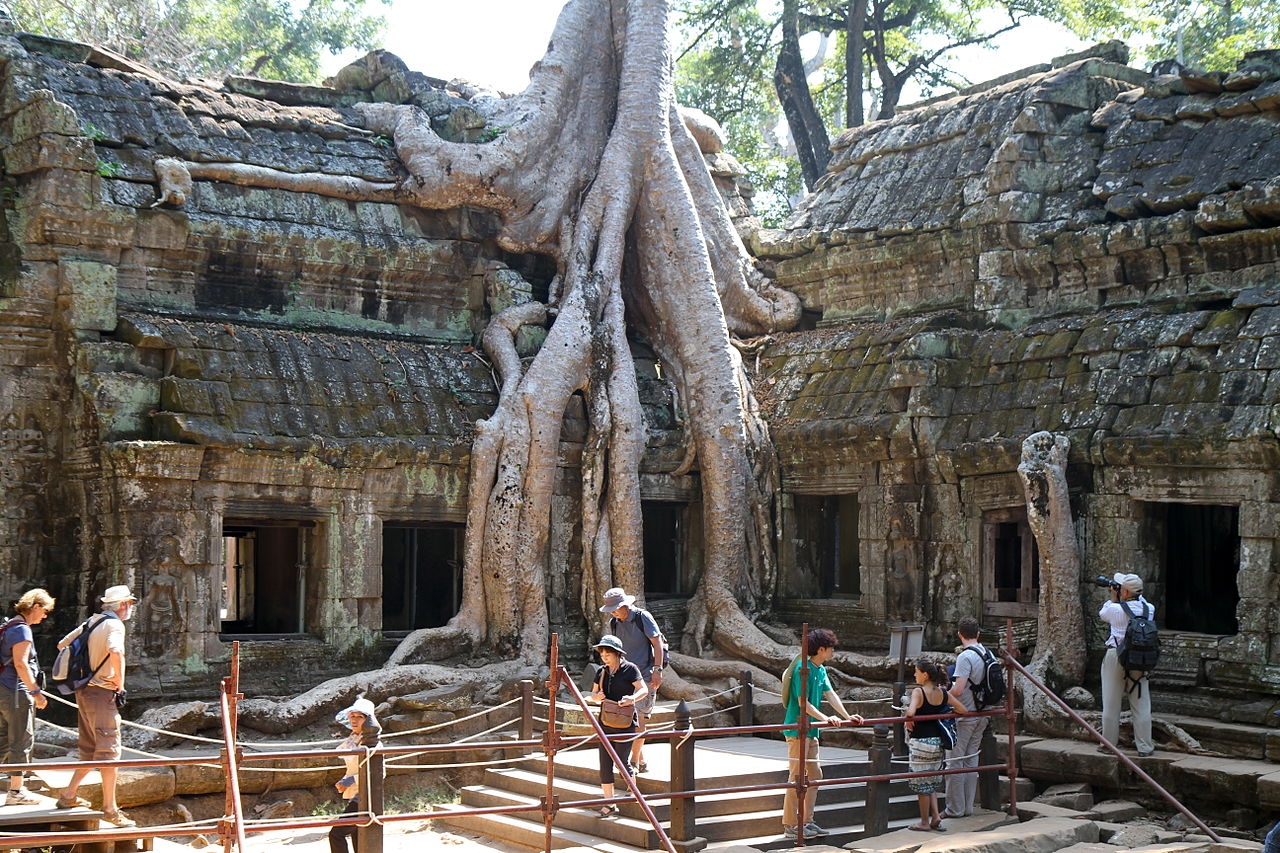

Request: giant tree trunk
left=355, top=0, right=801, bottom=664
left=1017, top=430, right=1086, bottom=734
left=845, top=0, right=868, bottom=127
left=774, top=0, right=832, bottom=190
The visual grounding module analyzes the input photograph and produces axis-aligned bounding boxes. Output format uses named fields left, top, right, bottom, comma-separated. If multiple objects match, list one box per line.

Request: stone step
left=1016, top=736, right=1280, bottom=813
left=509, top=745, right=870, bottom=790
left=432, top=805, right=650, bottom=853
left=477, top=765, right=919, bottom=818
left=458, top=776, right=925, bottom=843
left=1160, top=712, right=1280, bottom=762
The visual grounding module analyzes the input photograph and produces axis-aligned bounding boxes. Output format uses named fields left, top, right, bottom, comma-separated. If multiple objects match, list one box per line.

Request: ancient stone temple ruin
left=1, top=22, right=1279, bottom=717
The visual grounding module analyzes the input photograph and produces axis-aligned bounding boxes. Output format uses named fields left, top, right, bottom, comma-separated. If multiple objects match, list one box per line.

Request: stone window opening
left=382, top=523, right=463, bottom=634
left=221, top=520, right=315, bottom=636
left=1140, top=502, right=1239, bottom=635
left=982, top=508, right=1039, bottom=619
left=791, top=493, right=861, bottom=598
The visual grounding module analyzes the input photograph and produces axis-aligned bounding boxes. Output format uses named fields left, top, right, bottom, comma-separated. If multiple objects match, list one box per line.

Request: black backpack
left=1117, top=602, right=1159, bottom=695
left=0, top=617, right=24, bottom=677
left=962, top=645, right=1006, bottom=710
left=609, top=607, right=669, bottom=669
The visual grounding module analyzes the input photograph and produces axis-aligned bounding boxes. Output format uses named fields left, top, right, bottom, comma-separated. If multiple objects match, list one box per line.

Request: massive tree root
left=352, top=0, right=803, bottom=667
left=146, top=0, right=890, bottom=716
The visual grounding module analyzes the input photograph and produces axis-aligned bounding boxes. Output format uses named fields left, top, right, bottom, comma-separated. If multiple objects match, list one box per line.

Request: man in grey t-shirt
left=943, top=616, right=989, bottom=818
left=600, top=587, right=664, bottom=772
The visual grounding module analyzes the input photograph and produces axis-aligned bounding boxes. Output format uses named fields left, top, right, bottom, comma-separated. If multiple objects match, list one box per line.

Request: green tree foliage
left=674, top=0, right=1131, bottom=217
left=675, top=0, right=806, bottom=224
left=5, top=0, right=388, bottom=82
left=1129, top=0, right=1279, bottom=71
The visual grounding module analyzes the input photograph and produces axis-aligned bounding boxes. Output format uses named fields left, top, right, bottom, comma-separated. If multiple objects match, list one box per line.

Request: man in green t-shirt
left=781, top=628, right=863, bottom=839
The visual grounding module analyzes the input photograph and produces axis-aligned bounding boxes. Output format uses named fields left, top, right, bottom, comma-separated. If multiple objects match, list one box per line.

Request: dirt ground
left=158, top=818, right=533, bottom=853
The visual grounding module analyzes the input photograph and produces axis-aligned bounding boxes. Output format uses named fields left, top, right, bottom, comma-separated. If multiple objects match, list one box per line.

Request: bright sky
left=323, top=1, right=1091, bottom=101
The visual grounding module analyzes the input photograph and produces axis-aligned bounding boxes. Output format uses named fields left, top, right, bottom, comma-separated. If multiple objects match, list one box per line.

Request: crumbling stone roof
left=756, top=290, right=1280, bottom=476
left=108, top=313, right=496, bottom=453
left=756, top=49, right=1280, bottom=328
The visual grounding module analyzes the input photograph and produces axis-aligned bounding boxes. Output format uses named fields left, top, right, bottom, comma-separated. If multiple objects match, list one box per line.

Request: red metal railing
left=0, top=622, right=1220, bottom=852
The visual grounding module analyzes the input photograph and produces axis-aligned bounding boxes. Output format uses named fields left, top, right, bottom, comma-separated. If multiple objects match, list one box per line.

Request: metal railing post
left=356, top=751, right=384, bottom=853
left=669, top=700, right=706, bottom=853
left=519, top=679, right=535, bottom=741
left=864, top=723, right=892, bottom=836
left=998, top=644, right=1222, bottom=843
left=978, top=723, right=999, bottom=810
left=543, top=636, right=561, bottom=853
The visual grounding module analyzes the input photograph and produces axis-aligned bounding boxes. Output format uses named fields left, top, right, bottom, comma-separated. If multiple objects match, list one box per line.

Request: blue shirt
left=0, top=617, right=37, bottom=691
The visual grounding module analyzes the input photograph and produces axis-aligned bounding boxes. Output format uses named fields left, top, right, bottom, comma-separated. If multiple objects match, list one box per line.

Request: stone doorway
left=788, top=493, right=861, bottom=598
left=221, top=521, right=314, bottom=635
left=982, top=508, right=1039, bottom=620
left=642, top=501, right=689, bottom=595
left=381, top=524, right=463, bottom=632
left=1141, top=502, right=1240, bottom=636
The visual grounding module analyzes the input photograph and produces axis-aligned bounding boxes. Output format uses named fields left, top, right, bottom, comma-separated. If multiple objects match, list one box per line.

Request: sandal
left=908, top=824, right=932, bottom=832
left=636, top=761, right=648, bottom=773
left=597, top=805, right=619, bottom=818
left=56, top=795, right=91, bottom=809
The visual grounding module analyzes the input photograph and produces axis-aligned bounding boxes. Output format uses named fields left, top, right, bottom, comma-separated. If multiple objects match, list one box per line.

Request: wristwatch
left=652, top=667, right=664, bottom=673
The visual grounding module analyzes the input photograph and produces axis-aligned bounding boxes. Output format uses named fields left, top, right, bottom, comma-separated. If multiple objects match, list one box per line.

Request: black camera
left=1093, top=575, right=1120, bottom=589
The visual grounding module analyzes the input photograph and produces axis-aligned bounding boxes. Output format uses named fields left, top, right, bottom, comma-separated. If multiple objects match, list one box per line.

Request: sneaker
left=1136, top=749, right=1154, bottom=758
left=5, top=790, right=40, bottom=806
left=102, top=809, right=137, bottom=828
left=56, top=794, right=91, bottom=809
left=782, top=825, right=798, bottom=838
left=802, top=822, right=829, bottom=837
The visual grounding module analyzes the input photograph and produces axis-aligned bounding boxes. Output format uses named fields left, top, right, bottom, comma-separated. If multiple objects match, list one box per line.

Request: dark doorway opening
left=792, top=494, right=861, bottom=598
left=643, top=502, right=685, bottom=595
left=382, top=524, right=464, bottom=634
left=1161, top=503, right=1239, bottom=634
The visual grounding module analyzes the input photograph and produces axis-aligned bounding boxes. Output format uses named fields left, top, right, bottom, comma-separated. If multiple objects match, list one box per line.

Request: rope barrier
left=753, top=685, right=895, bottom=705
left=379, top=696, right=523, bottom=741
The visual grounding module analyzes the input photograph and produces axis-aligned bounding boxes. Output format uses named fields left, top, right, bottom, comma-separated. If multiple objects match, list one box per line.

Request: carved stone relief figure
left=886, top=515, right=919, bottom=622
left=141, top=535, right=183, bottom=658
left=931, top=544, right=967, bottom=627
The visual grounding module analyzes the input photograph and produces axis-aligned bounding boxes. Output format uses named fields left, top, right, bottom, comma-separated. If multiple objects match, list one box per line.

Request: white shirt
left=1099, top=595, right=1155, bottom=648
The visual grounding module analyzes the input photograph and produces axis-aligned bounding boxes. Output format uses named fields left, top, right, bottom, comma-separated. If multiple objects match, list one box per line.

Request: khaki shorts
left=76, top=685, right=122, bottom=762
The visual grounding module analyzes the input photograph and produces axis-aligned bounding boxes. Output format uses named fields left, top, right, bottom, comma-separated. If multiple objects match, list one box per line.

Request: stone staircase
left=435, top=735, right=926, bottom=852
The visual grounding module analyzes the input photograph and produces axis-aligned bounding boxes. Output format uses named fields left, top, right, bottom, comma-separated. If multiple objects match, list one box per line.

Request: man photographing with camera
left=1097, top=572, right=1157, bottom=757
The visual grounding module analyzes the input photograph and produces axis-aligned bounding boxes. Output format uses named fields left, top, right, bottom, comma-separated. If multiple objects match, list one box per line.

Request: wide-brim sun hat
left=336, top=696, right=379, bottom=728
left=594, top=634, right=626, bottom=654
left=599, top=587, right=637, bottom=613
left=101, top=585, right=138, bottom=604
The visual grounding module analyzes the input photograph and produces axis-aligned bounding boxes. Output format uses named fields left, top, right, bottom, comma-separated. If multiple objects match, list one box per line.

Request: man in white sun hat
left=1098, top=572, right=1156, bottom=757
left=56, top=585, right=138, bottom=826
